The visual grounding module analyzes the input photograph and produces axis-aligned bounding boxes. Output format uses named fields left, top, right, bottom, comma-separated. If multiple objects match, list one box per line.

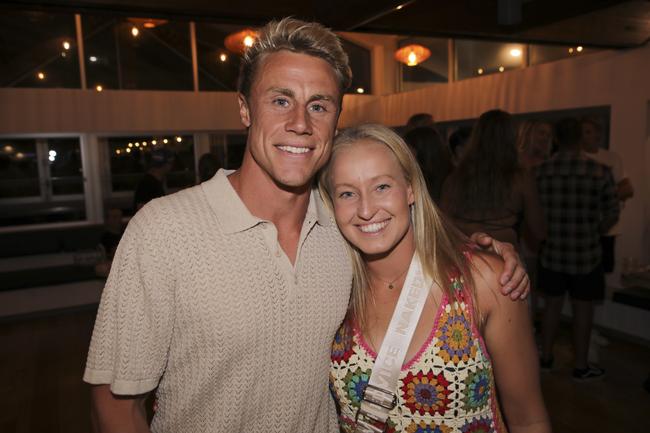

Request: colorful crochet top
left=330, top=276, right=506, bottom=433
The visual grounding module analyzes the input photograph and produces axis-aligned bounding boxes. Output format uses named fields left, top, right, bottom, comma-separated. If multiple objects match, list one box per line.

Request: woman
left=404, top=126, right=453, bottom=204
left=517, top=120, right=554, bottom=171
left=319, top=124, right=550, bottom=433
left=441, top=110, right=545, bottom=254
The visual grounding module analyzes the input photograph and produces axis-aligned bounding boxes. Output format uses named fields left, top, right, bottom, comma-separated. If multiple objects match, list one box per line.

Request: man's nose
left=286, top=106, right=313, bottom=135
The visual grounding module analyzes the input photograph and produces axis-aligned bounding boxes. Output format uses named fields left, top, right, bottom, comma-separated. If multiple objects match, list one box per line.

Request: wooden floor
left=1, top=309, right=649, bottom=433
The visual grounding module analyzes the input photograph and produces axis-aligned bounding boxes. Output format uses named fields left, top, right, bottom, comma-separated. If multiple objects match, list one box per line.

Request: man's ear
left=238, top=93, right=251, bottom=128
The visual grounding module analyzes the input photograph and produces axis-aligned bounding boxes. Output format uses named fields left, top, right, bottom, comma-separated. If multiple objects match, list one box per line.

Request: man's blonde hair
left=238, top=17, right=352, bottom=101
left=318, top=124, right=479, bottom=329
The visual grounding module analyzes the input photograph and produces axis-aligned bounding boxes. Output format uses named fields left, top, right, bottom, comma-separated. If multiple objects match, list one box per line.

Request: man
left=537, top=118, right=620, bottom=381
left=85, top=18, right=529, bottom=433
left=133, top=147, right=175, bottom=212
left=580, top=117, right=634, bottom=274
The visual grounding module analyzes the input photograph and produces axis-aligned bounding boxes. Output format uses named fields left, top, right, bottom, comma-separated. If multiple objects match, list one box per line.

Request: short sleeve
left=83, top=206, right=175, bottom=395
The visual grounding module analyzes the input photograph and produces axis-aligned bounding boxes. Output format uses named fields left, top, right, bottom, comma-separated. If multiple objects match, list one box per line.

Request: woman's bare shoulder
left=467, top=251, right=505, bottom=313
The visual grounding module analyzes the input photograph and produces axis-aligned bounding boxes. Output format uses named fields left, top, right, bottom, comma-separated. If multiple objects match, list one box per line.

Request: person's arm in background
left=600, top=169, right=620, bottom=234
left=473, top=254, right=551, bottom=433
left=520, top=170, right=546, bottom=252
left=91, top=386, right=150, bottom=433
left=617, top=177, right=634, bottom=201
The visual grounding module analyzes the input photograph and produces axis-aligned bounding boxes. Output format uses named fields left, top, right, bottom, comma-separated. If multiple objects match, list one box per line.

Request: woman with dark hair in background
left=441, top=109, right=546, bottom=254
left=404, top=126, right=453, bottom=204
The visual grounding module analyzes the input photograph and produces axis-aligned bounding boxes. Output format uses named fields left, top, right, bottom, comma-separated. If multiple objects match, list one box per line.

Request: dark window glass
left=0, top=137, right=86, bottom=227
left=48, top=138, right=84, bottom=195
left=399, top=37, right=448, bottom=91
left=0, top=10, right=80, bottom=88
left=83, top=15, right=193, bottom=91
left=456, top=40, right=525, bottom=80
left=0, top=139, right=40, bottom=198
left=340, top=38, right=372, bottom=95
left=224, top=134, right=247, bottom=169
left=108, top=135, right=195, bottom=192
left=196, top=23, right=242, bottom=91
left=529, top=44, right=596, bottom=66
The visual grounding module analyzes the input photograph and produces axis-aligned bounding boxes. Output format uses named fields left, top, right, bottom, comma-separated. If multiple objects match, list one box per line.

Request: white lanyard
left=355, top=253, right=433, bottom=433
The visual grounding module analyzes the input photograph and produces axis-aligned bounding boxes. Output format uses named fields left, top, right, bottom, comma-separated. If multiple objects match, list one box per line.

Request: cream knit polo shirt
left=84, top=170, right=352, bottom=433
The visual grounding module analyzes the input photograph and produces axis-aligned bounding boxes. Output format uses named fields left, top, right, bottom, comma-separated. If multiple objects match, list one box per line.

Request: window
left=340, top=38, right=372, bottom=95
left=455, top=39, right=525, bottom=80
left=82, top=15, right=193, bottom=91
left=0, top=137, right=86, bottom=226
left=399, top=37, right=448, bottom=91
left=529, top=44, right=596, bottom=66
left=104, top=134, right=195, bottom=214
left=0, top=10, right=80, bottom=88
left=195, top=23, right=242, bottom=91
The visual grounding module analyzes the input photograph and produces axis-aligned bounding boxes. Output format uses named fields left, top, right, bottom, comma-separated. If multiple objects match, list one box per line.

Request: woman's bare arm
left=472, top=254, right=552, bottom=433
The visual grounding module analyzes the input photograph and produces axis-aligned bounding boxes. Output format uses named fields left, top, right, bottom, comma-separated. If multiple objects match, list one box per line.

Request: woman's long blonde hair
left=318, top=124, right=478, bottom=329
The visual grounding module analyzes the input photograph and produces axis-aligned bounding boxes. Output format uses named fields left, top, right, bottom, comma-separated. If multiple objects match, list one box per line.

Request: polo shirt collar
left=202, top=169, right=332, bottom=234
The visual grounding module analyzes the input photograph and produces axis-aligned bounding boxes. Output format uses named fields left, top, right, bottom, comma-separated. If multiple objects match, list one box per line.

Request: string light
left=498, top=66, right=505, bottom=72
left=126, top=148, right=132, bottom=153
left=510, top=48, right=522, bottom=57
left=356, top=87, right=365, bottom=94
left=95, top=85, right=103, bottom=92
left=63, top=41, right=71, bottom=50
left=577, top=46, right=584, bottom=52
left=176, top=136, right=182, bottom=143
left=219, top=53, right=227, bottom=62
left=131, top=26, right=140, bottom=37
left=477, top=68, right=484, bottom=75
left=163, top=138, right=169, bottom=144
left=37, top=72, right=45, bottom=80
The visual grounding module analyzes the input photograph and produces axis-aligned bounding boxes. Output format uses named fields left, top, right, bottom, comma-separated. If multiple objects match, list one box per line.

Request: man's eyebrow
left=308, top=94, right=335, bottom=103
left=267, top=87, right=335, bottom=103
left=268, top=87, right=294, bottom=97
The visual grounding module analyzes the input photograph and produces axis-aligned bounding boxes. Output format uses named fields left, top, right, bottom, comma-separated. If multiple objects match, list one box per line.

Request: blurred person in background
left=133, top=147, right=175, bottom=212
left=580, top=116, right=634, bottom=275
left=537, top=117, right=619, bottom=381
left=518, top=120, right=554, bottom=170
left=442, top=110, right=546, bottom=255
left=197, top=153, right=222, bottom=183
left=94, top=208, right=124, bottom=278
left=448, top=126, right=472, bottom=166
left=404, top=126, right=453, bottom=204
left=517, top=119, right=554, bottom=321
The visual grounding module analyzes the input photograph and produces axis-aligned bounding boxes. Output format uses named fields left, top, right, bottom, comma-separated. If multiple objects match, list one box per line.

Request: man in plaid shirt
left=536, top=117, right=619, bottom=382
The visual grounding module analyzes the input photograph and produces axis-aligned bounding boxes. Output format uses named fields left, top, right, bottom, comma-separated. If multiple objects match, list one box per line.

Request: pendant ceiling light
left=224, top=29, right=259, bottom=55
left=127, top=18, right=168, bottom=29
left=394, top=44, right=431, bottom=66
